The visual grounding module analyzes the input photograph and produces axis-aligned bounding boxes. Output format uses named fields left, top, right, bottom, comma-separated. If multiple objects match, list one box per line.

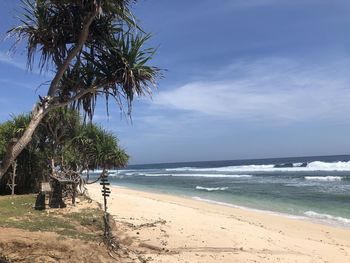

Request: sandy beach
left=87, top=184, right=350, bottom=263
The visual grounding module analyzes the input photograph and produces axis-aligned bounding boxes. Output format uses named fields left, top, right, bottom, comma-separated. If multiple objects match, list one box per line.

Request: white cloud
left=0, top=50, right=50, bottom=76
left=0, top=50, right=26, bottom=70
left=153, top=58, right=350, bottom=122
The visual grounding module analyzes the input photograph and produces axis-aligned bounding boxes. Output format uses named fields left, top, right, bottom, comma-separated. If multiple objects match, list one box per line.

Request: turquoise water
left=90, top=155, right=350, bottom=227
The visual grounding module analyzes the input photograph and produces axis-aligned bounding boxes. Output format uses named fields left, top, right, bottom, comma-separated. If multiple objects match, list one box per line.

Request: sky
left=1, top=0, right=350, bottom=164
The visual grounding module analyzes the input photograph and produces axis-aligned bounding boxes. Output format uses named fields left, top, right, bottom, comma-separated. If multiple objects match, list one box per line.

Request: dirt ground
left=0, top=227, right=118, bottom=263
left=0, top=195, right=162, bottom=263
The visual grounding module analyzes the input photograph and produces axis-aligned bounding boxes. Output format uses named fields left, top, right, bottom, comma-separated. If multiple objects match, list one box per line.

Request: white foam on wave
left=191, top=197, right=350, bottom=227
left=109, top=172, right=149, bottom=178
left=82, top=169, right=104, bottom=174
left=166, top=167, right=193, bottom=171
left=166, top=165, right=274, bottom=172
left=293, top=162, right=303, bottom=167
left=304, top=211, right=350, bottom=225
left=143, top=173, right=253, bottom=178
left=83, top=169, right=121, bottom=174
left=166, top=160, right=350, bottom=172
left=307, top=161, right=350, bottom=170
left=112, top=172, right=252, bottom=178
left=195, top=186, right=228, bottom=191
left=304, top=176, right=343, bottom=181
left=124, top=172, right=148, bottom=176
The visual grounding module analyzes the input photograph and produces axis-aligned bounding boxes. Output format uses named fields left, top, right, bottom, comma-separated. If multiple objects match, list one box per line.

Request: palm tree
left=0, top=0, right=160, bottom=179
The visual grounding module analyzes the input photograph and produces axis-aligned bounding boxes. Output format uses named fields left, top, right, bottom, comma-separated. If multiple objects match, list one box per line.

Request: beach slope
left=87, top=184, right=350, bottom=263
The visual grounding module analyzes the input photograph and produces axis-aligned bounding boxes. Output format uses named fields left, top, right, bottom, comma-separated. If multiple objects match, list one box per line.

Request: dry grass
left=0, top=194, right=104, bottom=241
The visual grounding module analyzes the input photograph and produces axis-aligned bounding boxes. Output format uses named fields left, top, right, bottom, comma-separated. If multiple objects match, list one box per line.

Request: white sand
left=87, top=184, right=350, bottom=262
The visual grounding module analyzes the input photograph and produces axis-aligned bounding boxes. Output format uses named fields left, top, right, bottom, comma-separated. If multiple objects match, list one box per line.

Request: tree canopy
left=0, top=108, right=129, bottom=194
left=0, top=0, right=160, bottom=177
left=9, top=0, right=160, bottom=116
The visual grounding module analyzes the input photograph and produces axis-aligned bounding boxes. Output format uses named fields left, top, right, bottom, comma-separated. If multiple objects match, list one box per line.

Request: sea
left=89, top=155, right=350, bottom=228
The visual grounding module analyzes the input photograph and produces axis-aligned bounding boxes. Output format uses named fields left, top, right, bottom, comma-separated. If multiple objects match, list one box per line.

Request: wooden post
left=100, top=169, right=111, bottom=238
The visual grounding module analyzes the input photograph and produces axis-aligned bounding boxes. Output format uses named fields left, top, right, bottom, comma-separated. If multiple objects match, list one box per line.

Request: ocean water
left=89, top=155, right=350, bottom=227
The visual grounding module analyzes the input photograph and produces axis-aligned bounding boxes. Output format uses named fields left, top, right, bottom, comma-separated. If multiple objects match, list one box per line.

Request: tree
left=0, top=0, right=160, bottom=179
left=0, top=108, right=129, bottom=194
left=68, top=124, right=129, bottom=173
left=0, top=114, right=45, bottom=194
left=34, top=107, right=81, bottom=173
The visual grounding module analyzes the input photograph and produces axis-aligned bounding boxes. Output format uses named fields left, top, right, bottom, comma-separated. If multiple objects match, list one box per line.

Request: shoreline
left=87, top=184, right=350, bottom=262
left=101, top=183, right=350, bottom=230
left=191, top=196, right=350, bottom=229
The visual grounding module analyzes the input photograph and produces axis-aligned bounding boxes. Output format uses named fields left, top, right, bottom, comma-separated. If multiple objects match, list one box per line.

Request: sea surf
left=88, top=154, right=350, bottom=228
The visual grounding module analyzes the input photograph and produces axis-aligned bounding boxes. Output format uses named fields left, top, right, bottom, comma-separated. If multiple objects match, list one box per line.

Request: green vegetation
left=0, top=194, right=104, bottom=241
left=0, top=108, right=129, bottom=194
left=0, top=0, right=160, bottom=178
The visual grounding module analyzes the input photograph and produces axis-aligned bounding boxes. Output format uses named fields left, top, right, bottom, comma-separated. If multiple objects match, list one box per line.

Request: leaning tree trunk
left=0, top=10, right=98, bottom=180
left=0, top=87, right=97, bottom=180
left=0, top=105, right=47, bottom=179
left=0, top=88, right=96, bottom=180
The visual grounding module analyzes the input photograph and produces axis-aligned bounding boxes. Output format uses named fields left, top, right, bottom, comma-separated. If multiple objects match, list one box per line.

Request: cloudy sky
left=1, top=0, right=350, bottom=164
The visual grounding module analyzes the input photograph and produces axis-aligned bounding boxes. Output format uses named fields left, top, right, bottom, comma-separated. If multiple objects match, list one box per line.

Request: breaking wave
left=195, top=186, right=228, bottom=191
left=169, top=173, right=252, bottom=178
left=304, top=176, right=343, bottom=181
left=165, top=161, right=350, bottom=172
left=304, top=211, right=350, bottom=225
left=111, top=172, right=252, bottom=178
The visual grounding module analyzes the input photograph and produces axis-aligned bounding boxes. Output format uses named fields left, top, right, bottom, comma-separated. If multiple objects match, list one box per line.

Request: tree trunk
left=0, top=106, right=47, bottom=179
left=0, top=9, right=98, bottom=181
left=50, top=158, right=56, bottom=176
left=10, top=161, right=17, bottom=195
left=0, top=88, right=97, bottom=180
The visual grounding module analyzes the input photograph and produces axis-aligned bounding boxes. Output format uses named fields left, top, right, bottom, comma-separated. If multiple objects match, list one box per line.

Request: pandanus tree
left=0, top=114, right=46, bottom=194
left=0, top=0, right=160, bottom=179
left=0, top=108, right=129, bottom=194
left=64, top=122, right=129, bottom=175
left=34, top=107, right=80, bottom=171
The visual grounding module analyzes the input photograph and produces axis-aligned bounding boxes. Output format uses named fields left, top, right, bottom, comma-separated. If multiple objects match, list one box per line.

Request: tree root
left=103, top=212, right=120, bottom=253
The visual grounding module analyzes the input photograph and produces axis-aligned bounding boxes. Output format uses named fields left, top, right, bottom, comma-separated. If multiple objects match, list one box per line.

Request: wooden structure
left=100, top=175, right=110, bottom=211
left=99, top=170, right=120, bottom=251
left=35, top=182, right=52, bottom=210
left=100, top=172, right=111, bottom=238
left=49, top=176, right=77, bottom=208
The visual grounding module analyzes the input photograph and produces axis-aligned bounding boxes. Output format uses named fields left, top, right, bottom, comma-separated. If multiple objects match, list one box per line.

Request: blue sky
left=1, top=1, right=350, bottom=164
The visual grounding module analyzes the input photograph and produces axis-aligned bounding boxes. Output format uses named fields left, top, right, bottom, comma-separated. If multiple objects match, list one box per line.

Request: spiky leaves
left=70, top=33, right=161, bottom=119
left=37, top=108, right=129, bottom=171
left=9, top=0, right=134, bottom=69
left=8, top=0, right=160, bottom=118
left=69, top=123, right=129, bottom=170
left=1, top=0, right=158, bottom=178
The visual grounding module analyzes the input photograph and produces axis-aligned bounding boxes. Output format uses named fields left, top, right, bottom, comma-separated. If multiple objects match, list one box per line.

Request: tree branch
left=47, top=12, right=97, bottom=97
left=0, top=85, right=98, bottom=179
left=50, top=86, right=99, bottom=110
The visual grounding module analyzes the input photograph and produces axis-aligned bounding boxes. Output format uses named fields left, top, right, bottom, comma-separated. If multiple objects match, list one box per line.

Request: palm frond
left=8, top=0, right=161, bottom=120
